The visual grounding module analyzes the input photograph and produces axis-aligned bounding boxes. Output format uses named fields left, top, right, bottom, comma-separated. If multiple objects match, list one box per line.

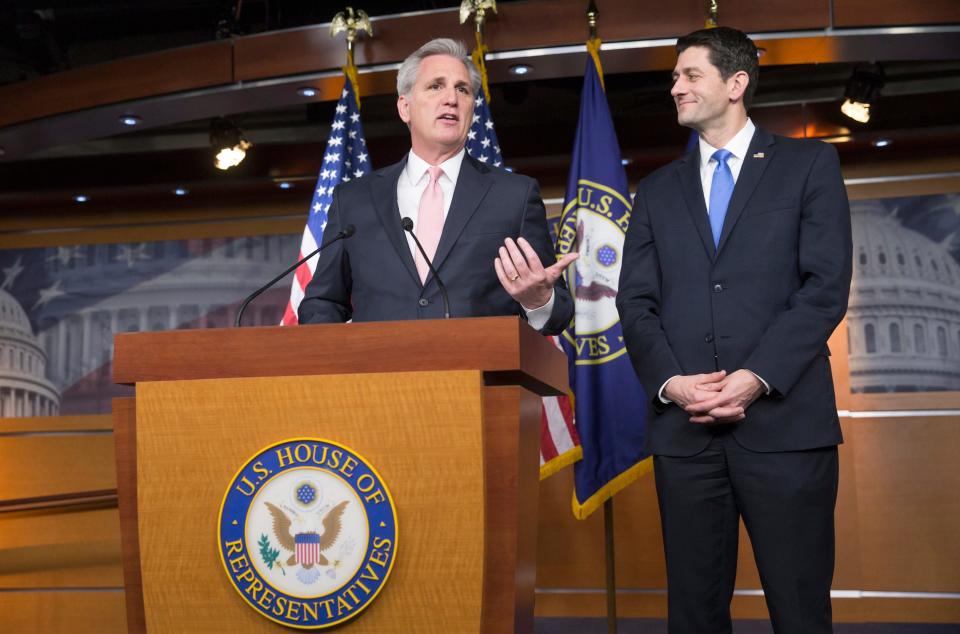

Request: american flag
left=281, top=79, right=370, bottom=325
left=464, top=86, right=582, bottom=478
left=464, top=93, right=502, bottom=168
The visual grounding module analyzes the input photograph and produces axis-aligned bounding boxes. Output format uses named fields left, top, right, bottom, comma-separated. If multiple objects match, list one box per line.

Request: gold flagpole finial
left=705, top=0, right=719, bottom=28
left=330, top=7, right=373, bottom=54
left=330, top=7, right=372, bottom=108
left=586, top=0, right=599, bottom=41
left=459, top=0, right=498, bottom=33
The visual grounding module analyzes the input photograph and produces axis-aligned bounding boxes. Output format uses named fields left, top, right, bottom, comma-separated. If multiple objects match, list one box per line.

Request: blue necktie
left=708, top=148, right=734, bottom=247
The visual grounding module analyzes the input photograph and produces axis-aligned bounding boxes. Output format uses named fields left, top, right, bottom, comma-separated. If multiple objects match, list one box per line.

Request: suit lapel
left=716, top=127, right=775, bottom=254
left=431, top=154, right=493, bottom=274
left=371, top=159, right=420, bottom=286
left=678, top=147, right=717, bottom=259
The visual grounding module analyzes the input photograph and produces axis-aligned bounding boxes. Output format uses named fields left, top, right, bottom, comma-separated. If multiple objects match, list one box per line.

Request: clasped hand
left=494, top=237, right=578, bottom=309
left=664, top=369, right=765, bottom=425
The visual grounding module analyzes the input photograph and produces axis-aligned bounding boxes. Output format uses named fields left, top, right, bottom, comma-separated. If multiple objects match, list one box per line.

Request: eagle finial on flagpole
left=330, top=7, right=372, bottom=109
left=705, top=0, right=719, bottom=28
left=330, top=7, right=372, bottom=53
left=586, top=0, right=599, bottom=41
left=459, top=0, right=498, bottom=33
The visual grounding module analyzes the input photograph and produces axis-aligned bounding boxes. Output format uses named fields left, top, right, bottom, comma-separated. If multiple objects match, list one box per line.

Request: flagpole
left=604, top=497, right=618, bottom=634
left=586, top=2, right=619, bottom=631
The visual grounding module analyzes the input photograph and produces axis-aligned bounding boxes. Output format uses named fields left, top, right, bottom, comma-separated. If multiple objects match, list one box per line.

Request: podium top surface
left=113, top=316, right=569, bottom=396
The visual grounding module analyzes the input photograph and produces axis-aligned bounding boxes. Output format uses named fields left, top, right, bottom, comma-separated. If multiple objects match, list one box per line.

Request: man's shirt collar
left=698, top=118, right=756, bottom=169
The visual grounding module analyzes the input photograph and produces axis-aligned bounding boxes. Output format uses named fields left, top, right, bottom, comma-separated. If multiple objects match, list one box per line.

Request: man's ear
left=397, top=95, right=410, bottom=123
left=728, top=70, right=749, bottom=103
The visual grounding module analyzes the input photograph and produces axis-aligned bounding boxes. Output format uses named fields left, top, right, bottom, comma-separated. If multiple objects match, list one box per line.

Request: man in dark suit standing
left=298, top=38, right=576, bottom=334
left=616, top=27, right=852, bottom=633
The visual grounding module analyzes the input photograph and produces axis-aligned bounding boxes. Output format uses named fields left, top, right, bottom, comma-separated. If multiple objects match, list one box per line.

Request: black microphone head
left=400, top=217, right=414, bottom=232
left=341, top=224, right=356, bottom=238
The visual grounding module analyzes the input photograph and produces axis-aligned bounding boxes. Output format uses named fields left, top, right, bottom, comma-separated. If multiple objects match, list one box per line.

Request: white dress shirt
left=698, top=118, right=755, bottom=208
left=397, top=148, right=554, bottom=329
left=659, top=119, right=769, bottom=403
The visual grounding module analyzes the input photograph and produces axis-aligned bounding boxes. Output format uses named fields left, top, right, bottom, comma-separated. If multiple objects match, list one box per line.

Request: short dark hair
left=676, top=27, right=759, bottom=108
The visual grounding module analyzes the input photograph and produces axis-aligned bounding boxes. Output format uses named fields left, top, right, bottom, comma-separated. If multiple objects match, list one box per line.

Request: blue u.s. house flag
left=557, top=40, right=651, bottom=519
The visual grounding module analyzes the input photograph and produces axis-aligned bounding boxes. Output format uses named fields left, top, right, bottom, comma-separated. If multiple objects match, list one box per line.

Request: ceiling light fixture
left=277, top=182, right=293, bottom=190
left=210, top=117, right=251, bottom=170
left=508, top=64, right=533, bottom=76
left=119, top=114, right=142, bottom=126
left=840, top=63, right=884, bottom=124
left=297, top=87, right=318, bottom=98
left=872, top=138, right=891, bottom=148
left=74, top=194, right=88, bottom=203
left=173, top=187, right=189, bottom=196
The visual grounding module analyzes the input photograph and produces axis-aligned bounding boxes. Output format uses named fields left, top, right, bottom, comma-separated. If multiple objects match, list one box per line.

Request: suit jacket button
left=418, top=298, right=429, bottom=307
left=704, top=334, right=714, bottom=343
left=713, top=283, right=723, bottom=292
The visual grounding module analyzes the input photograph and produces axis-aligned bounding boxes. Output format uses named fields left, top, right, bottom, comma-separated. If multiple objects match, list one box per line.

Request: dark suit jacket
left=298, top=153, right=574, bottom=335
left=616, top=127, right=852, bottom=456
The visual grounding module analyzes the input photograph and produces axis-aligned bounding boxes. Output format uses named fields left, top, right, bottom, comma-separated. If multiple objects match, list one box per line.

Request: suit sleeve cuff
left=522, top=289, right=555, bottom=331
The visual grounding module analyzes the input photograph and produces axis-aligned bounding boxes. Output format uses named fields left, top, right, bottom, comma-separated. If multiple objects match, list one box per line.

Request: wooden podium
left=112, top=316, right=568, bottom=633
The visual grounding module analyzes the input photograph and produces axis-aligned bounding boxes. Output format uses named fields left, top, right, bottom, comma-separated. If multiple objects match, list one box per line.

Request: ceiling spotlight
left=621, top=158, right=633, bottom=166
left=508, top=64, right=533, bottom=76
left=841, top=63, right=884, bottom=124
left=210, top=117, right=251, bottom=170
left=872, top=138, right=892, bottom=148
left=297, top=87, right=318, bottom=98
left=74, top=194, right=88, bottom=203
left=277, top=182, right=293, bottom=190
left=119, top=114, right=142, bottom=126
left=173, top=187, right=189, bottom=196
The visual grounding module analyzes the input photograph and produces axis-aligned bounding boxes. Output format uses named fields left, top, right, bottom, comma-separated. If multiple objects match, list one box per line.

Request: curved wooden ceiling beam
left=0, top=0, right=957, bottom=161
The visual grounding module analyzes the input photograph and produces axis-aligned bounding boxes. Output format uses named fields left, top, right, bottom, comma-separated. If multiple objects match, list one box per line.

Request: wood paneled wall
left=0, top=416, right=126, bottom=633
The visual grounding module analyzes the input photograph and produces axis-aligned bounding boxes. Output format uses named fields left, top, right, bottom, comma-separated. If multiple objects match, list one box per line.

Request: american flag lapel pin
left=753, top=152, right=765, bottom=158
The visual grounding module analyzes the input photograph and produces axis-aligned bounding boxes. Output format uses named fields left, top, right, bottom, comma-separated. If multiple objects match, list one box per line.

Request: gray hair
left=396, top=38, right=482, bottom=97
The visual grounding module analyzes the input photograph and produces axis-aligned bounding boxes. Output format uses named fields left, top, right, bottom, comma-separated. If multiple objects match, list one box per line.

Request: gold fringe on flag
left=586, top=37, right=605, bottom=92
left=471, top=30, right=492, bottom=104
left=344, top=48, right=362, bottom=109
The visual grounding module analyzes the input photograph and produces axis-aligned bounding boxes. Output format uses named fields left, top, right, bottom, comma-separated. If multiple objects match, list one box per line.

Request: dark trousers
left=654, top=428, right=839, bottom=634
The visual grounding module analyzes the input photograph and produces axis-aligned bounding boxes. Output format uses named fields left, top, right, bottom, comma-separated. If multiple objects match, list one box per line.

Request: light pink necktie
left=415, top=166, right=444, bottom=283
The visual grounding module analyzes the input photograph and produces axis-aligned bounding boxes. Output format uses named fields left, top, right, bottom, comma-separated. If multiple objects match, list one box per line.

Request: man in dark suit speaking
left=298, top=38, right=576, bottom=334
left=616, top=27, right=852, bottom=633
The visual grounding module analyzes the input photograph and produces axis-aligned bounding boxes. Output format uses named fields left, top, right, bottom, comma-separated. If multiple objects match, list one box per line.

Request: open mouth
left=437, top=113, right=459, bottom=122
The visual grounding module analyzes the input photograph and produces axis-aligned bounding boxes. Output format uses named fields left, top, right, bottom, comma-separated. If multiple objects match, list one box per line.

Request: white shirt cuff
left=522, top=289, right=555, bottom=331
left=748, top=370, right=771, bottom=395
left=658, top=375, right=679, bottom=404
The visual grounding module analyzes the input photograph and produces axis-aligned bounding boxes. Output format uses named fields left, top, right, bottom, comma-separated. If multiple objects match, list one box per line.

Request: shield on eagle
left=295, top=532, right=321, bottom=566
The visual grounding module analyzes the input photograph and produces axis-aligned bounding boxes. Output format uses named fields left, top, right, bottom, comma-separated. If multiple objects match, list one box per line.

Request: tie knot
left=712, top=148, right=733, bottom=165
left=427, top=166, right=444, bottom=183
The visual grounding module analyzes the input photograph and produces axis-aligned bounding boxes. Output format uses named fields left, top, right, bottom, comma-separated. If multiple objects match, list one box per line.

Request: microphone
left=234, top=224, right=356, bottom=327
left=401, top=216, right=450, bottom=319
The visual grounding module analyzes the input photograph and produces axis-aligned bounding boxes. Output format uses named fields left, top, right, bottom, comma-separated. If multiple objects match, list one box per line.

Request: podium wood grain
left=136, top=371, right=501, bottom=632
